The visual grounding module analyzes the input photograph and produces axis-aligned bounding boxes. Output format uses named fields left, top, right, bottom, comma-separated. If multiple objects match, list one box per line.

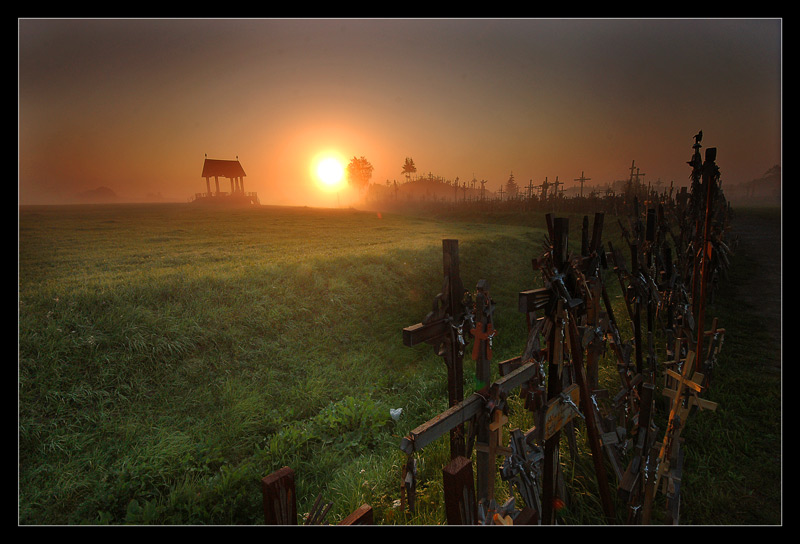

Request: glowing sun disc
left=316, top=157, right=344, bottom=187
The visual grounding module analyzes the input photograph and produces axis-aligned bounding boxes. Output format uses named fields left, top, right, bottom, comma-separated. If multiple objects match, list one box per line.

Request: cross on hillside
left=552, top=176, right=562, bottom=197
left=574, top=171, right=592, bottom=197
left=539, top=177, right=550, bottom=199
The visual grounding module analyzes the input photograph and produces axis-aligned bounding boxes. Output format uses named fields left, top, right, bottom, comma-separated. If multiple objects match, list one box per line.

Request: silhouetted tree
left=505, top=171, right=519, bottom=198
left=347, top=156, right=374, bottom=193
left=402, top=157, right=417, bottom=183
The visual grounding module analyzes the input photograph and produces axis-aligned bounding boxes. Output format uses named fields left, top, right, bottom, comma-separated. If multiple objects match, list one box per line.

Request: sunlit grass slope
left=18, top=203, right=552, bottom=524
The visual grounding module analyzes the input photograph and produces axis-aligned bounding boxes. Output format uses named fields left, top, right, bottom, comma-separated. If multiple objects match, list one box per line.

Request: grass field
left=17, top=202, right=781, bottom=525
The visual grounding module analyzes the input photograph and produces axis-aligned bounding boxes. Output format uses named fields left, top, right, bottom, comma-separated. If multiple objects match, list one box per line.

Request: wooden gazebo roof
left=201, top=157, right=246, bottom=178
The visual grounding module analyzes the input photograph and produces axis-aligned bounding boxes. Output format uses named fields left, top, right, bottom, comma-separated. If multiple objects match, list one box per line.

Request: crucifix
left=402, top=239, right=472, bottom=459
left=526, top=179, right=535, bottom=199
left=574, top=171, right=592, bottom=197
left=497, top=185, right=505, bottom=201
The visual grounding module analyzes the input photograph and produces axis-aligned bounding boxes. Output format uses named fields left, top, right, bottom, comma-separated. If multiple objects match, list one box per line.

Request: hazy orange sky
left=18, top=18, right=782, bottom=207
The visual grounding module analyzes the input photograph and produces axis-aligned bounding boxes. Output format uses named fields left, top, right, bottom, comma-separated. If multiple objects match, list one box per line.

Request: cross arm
left=400, top=360, right=540, bottom=455
left=403, top=319, right=451, bottom=347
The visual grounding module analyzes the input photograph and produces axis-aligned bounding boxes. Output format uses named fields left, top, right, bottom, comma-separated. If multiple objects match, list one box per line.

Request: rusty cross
left=471, top=321, right=495, bottom=362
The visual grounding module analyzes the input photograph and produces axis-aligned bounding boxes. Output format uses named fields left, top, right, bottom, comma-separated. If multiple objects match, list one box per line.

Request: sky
left=18, top=18, right=782, bottom=208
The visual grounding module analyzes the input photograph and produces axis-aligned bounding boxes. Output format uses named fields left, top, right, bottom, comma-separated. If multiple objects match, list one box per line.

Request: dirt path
left=729, top=207, right=782, bottom=361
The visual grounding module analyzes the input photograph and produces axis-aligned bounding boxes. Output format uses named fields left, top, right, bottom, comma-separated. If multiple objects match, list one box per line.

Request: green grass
left=18, top=203, right=780, bottom=525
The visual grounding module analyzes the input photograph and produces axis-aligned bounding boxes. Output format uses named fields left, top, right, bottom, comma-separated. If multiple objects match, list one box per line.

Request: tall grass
left=18, top=203, right=780, bottom=525
left=18, top=203, right=535, bottom=524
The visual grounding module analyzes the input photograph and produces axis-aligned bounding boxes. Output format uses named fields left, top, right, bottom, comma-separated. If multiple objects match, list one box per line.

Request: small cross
left=471, top=321, right=495, bottom=361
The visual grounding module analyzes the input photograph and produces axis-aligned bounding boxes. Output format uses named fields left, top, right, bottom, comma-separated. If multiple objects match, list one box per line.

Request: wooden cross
left=399, top=358, right=542, bottom=501
left=497, top=185, right=505, bottom=200
left=526, top=179, right=535, bottom=199
left=474, top=392, right=512, bottom=501
left=402, top=239, right=470, bottom=459
left=470, top=321, right=495, bottom=363
left=575, top=171, right=592, bottom=197
left=539, top=177, right=549, bottom=199
left=552, top=176, right=562, bottom=197
left=635, top=169, right=646, bottom=186
left=652, top=350, right=718, bottom=503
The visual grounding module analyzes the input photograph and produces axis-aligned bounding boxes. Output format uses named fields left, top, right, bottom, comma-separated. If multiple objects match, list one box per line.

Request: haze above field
left=18, top=18, right=781, bottom=207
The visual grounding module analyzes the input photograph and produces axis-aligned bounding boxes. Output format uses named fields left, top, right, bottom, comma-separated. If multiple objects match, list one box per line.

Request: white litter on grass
left=390, top=408, right=403, bottom=421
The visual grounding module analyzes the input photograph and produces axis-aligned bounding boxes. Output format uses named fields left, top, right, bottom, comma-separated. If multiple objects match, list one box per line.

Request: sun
left=317, top=157, right=344, bottom=187
left=312, top=152, right=346, bottom=192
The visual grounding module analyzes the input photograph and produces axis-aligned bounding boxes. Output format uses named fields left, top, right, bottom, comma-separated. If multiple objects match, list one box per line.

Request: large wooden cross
left=399, top=358, right=541, bottom=507
left=402, top=239, right=470, bottom=459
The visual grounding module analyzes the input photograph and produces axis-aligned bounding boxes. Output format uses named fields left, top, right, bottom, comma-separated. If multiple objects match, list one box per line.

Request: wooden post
left=695, top=148, right=719, bottom=371
left=442, top=456, right=478, bottom=525
left=567, top=312, right=616, bottom=523
left=338, top=504, right=373, bottom=525
left=261, top=466, right=297, bottom=525
left=471, top=278, right=495, bottom=502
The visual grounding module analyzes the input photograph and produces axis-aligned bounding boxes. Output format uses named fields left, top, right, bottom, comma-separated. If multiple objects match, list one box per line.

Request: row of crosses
left=397, top=132, right=728, bottom=525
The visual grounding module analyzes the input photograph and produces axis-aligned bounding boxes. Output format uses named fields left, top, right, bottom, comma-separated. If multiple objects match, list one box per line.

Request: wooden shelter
left=192, top=155, right=259, bottom=205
